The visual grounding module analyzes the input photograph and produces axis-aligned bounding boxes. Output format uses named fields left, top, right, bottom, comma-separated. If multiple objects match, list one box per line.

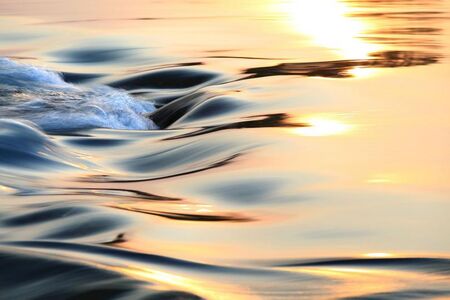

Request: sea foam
left=0, top=58, right=157, bottom=131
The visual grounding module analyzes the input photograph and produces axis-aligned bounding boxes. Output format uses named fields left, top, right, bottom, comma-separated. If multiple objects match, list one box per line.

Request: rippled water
left=0, top=0, right=449, bottom=299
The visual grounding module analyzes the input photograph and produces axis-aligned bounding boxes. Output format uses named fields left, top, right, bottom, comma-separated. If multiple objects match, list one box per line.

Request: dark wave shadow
left=345, top=0, right=442, bottom=6
left=99, top=153, right=241, bottom=183
left=0, top=248, right=203, bottom=300
left=0, top=204, right=131, bottom=243
left=1, top=206, right=93, bottom=227
left=0, top=119, right=89, bottom=172
left=148, top=89, right=305, bottom=136
left=149, top=91, right=218, bottom=128
left=61, top=71, right=106, bottom=84
left=242, top=51, right=440, bottom=79
left=64, top=137, right=132, bottom=147
left=196, top=176, right=303, bottom=206
left=50, top=47, right=140, bottom=64
left=2, top=241, right=272, bottom=275
left=16, top=187, right=181, bottom=202
left=349, top=11, right=447, bottom=21
left=367, top=27, right=441, bottom=35
left=102, top=232, right=127, bottom=245
left=163, top=113, right=306, bottom=140
left=89, top=135, right=252, bottom=183
left=109, top=68, right=220, bottom=91
left=108, top=205, right=255, bottom=223
left=166, top=96, right=248, bottom=127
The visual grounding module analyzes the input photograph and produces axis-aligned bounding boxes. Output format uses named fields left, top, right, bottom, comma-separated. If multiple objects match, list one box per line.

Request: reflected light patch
left=279, top=0, right=379, bottom=59
left=367, top=174, right=401, bottom=184
left=364, top=253, right=394, bottom=258
left=180, top=204, right=213, bottom=213
left=348, top=67, right=376, bottom=78
left=294, top=116, right=353, bottom=136
left=116, top=266, right=245, bottom=300
left=0, top=185, right=14, bottom=194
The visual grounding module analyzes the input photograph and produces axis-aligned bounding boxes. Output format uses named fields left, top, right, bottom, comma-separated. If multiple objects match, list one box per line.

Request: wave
left=109, top=67, right=219, bottom=91
left=0, top=119, right=90, bottom=172
left=274, top=257, right=450, bottom=275
left=340, top=288, right=450, bottom=300
left=0, top=248, right=203, bottom=300
left=0, top=58, right=157, bottom=131
left=3, top=241, right=449, bottom=299
left=2, top=240, right=279, bottom=277
left=0, top=204, right=132, bottom=243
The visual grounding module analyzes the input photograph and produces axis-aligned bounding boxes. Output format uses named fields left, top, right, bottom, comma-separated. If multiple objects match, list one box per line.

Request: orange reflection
left=366, top=173, right=401, bottom=184
left=347, top=67, right=376, bottom=78
left=114, top=266, right=254, bottom=300
left=0, top=185, right=14, bottom=194
left=293, top=115, right=353, bottom=137
left=279, top=0, right=380, bottom=59
left=364, top=252, right=394, bottom=258
left=286, top=263, right=440, bottom=299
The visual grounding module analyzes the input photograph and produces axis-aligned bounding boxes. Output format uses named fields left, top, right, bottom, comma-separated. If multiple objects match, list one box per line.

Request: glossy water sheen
left=0, top=0, right=449, bottom=299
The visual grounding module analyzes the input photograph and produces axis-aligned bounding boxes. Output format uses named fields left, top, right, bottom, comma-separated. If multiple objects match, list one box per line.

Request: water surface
left=0, top=0, right=449, bottom=299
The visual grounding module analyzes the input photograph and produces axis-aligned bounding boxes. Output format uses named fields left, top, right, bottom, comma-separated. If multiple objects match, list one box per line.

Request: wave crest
left=0, top=58, right=156, bottom=131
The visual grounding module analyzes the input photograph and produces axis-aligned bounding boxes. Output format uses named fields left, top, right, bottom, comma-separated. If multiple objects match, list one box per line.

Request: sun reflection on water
left=347, top=66, right=377, bottom=78
left=366, top=173, right=401, bottom=184
left=114, top=266, right=250, bottom=300
left=279, top=0, right=380, bottom=60
left=293, top=115, right=354, bottom=137
left=364, top=252, right=394, bottom=258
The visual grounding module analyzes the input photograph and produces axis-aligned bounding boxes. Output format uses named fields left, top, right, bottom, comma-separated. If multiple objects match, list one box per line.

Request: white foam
left=0, top=58, right=157, bottom=131
left=0, top=58, right=68, bottom=86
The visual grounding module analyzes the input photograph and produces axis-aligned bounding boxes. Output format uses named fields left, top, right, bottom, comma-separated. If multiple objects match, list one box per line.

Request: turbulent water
left=0, top=58, right=157, bottom=131
left=0, top=0, right=449, bottom=299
